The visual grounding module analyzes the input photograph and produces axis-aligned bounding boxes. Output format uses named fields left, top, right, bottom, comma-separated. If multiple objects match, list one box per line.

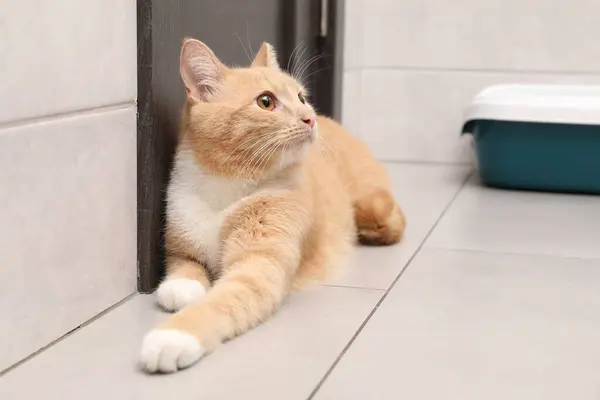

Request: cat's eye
left=298, top=92, right=306, bottom=104
left=257, top=93, right=276, bottom=111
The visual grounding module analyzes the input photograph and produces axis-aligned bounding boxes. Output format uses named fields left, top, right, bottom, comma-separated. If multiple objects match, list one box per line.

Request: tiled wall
left=0, top=0, right=137, bottom=370
left=342, top=0, right=600, bottom=163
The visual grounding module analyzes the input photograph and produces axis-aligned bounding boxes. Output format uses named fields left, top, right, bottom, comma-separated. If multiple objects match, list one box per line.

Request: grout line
left=0, top=293, right=137, bottom=377
left=421, top=245, right=600, bottom=262
left=306, top=171, right=473, bottom=400
left=380, top=159, right=473, bottom=167
left=0, top=101, right=136, bottom=131
left=342, top=66, right=362, bottom=73
left=360, top=65, right=600, bottom=77
left=322, top=284, right=386, bottom=291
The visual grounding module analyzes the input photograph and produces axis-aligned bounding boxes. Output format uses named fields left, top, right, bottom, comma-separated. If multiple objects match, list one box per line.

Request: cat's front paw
left=156, top=278, right=206, bottom=312
left=140, top=329, right=205, bottom=373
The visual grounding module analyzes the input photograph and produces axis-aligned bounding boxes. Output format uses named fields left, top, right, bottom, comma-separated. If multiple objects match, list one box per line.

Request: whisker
left=248, top=135, right=285, bottom=179
left=302, top=66, right=331, bottom=81
left=318, top=135, right=336, bottom=161
left=296, top=53, right=329, bottom=82
left=236, top=137, right=271, bottom=175
left=252, top=130, right=303, bottom=178
left=221, top=130, right=275, bottom=166
left=234, top=33, right=252, bottom=63
left=240, top=134, right=282, bottom=178
left=287, top=42, right=305, bottom=74
left=263, top=133, right=299, bottom=174
left=291, top=45, right=310, bottom=78
left=254, top=141, right=281, bottom=178
left=245, top=21, right=255, bottom=59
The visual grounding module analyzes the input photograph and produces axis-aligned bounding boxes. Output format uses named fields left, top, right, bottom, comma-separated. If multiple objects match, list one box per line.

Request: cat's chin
left=246, top=144, right=309, bottom=181
left=279, top=141, right=310, bottom=166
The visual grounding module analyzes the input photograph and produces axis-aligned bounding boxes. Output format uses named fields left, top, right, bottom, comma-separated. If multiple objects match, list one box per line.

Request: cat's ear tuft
left=180, top=38, right=226, bottom=101
left=251, top=42, right=280, bottom=70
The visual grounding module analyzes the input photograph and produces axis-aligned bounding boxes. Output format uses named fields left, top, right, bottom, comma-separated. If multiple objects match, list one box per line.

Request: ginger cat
left=140, top=38, right=406, bottom=373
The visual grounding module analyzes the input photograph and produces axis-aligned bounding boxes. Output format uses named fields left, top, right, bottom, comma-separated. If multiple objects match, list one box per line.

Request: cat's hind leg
left=319, top=117, right=406, bottom=245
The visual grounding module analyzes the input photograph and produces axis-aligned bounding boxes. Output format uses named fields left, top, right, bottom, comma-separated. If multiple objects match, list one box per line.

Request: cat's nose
left=301, top=115, right=316, bottom=128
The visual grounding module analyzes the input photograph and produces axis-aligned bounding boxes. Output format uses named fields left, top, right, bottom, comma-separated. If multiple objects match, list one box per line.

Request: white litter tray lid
left=464, top=84, right=600, bottom=126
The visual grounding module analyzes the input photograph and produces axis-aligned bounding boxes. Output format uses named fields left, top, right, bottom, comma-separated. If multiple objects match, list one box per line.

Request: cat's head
left=179, top=38, right=317, bottom=180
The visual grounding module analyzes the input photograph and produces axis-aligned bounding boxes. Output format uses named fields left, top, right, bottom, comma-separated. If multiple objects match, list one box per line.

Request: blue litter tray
left=462, top=84, right=600, bottom=194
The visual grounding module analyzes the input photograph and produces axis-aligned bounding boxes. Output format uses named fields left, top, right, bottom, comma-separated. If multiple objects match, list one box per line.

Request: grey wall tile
left=0, top=107, right=137, bottom=370
left=343, top=0, right=365, bottom=71
left=362, top=0, right=600, bottom=73
left=341, top=71, right=362, bottom=135
left=0, top=0, right=136, bottom=124
left=359, top=69, right=600, bottom=163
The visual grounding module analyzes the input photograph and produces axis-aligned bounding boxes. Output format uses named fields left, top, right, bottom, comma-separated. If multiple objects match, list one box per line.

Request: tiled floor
left=2, top=163, right=600, bottom=400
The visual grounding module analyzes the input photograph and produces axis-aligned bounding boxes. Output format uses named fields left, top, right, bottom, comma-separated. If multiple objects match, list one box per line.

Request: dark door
left=137, top=0, right=344, bottom=292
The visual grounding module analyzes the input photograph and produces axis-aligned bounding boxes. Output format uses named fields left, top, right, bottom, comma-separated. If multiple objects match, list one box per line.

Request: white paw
left=156, top=278, right=206, bottom=312
left=140, top=329, right=205, bottom=373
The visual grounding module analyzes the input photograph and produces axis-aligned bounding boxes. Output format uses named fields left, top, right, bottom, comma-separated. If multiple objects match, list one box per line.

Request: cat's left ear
left=251, top=42, right=280, bottom=70
left=180, top=38, right=227, bottom=101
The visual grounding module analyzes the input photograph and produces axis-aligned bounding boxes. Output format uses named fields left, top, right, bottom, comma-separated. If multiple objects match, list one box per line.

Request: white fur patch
left=157, top=278, right=206, bottom=312
left=167, top=150, right=258, bottom=271
left=140, top=329, right=205, bottom=373
left=167, top=149, right=297, bottom=272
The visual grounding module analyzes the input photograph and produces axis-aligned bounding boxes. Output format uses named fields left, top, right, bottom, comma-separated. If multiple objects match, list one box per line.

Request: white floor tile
left=427, top=176, right=600, bottom=259
left=0, top=288, right=381, bottom=400
left=331, top=163, right=470, bottom=289
left=4, top=162, right=598, bottom=399
left=315, top=248, right=600, bottom=400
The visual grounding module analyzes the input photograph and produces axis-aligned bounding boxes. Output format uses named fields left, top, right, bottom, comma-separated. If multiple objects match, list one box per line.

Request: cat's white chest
left=166, top=151, right=256, bottom=270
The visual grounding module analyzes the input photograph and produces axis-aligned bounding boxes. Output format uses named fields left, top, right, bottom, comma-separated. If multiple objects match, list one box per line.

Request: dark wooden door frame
left=137, top=0, right=344, bottom=293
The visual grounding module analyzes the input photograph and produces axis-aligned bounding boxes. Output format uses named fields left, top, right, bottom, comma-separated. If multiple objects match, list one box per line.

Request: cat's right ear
left=180, top=38, right=226, bottom=101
